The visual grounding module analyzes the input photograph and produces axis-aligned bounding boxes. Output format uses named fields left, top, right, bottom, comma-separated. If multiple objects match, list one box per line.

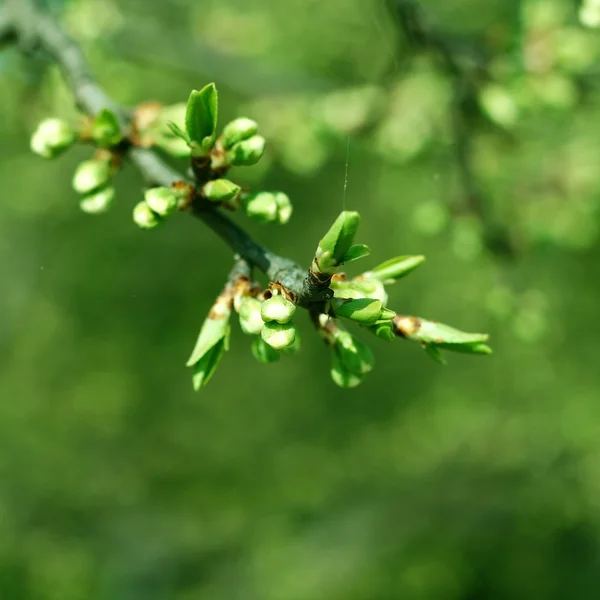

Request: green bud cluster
left=72, top=155, right=117, bottom=216
left=133, top=186, right=187, bottom=229
left=260, top=295, right=297, bottom=350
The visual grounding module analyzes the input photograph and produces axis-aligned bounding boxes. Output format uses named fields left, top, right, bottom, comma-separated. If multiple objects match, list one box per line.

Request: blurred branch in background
left=386, top=0, right=516, bottom=258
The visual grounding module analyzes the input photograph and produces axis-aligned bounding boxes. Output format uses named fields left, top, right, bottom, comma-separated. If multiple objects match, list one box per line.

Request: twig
left=4, top=0, right=329, bottom=307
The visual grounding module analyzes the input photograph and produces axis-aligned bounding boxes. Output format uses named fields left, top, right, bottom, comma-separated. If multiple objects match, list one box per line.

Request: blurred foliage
left=2, top=0, right=600, bottom=598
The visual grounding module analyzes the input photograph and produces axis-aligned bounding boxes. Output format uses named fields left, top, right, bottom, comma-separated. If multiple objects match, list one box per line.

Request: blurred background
left=2, top=0, right=600, bottom=597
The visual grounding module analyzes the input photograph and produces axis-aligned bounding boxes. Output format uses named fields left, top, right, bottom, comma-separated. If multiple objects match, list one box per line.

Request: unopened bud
left=238, top=296, right=264, bottom=335
left=72, top=158, right=111, bottom=194
left=261, top=321, right=296, bottom=350
left=227, top=135, right=265, bottom=166
left=274, top=192, right=293, bottom=224
left=202, top=179, right=241, bottom=202
left=31, top=118, right=75, bottom=158
left=221, top=117, right=258, bottom=150
left=92, top=109, right=122, bottom=146
left=242, top=192, right=277, bottom=223
left=79, top=186, right=115, bottom=214
left=133, top=201, right=162, bottom=229
left=261, top=295, right=296, bottom=324
left=144, top=186, right=179, bottom=217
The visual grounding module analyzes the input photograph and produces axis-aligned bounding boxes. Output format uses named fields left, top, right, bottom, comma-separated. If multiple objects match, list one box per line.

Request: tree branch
left=4, top=0, right=327, bottom=307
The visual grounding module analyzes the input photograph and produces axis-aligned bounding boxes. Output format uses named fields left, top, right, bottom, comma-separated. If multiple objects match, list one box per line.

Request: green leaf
left=185, top=84, right=218, bottom=153
left=330, top=351, right=364, bottom=388
left=367, top=320, right=395, bottom=341
left=331, top=297, right=383, bottom=325
left=315, top=211, right=361, bottom=273
left=186, top=307, right=231, bottom=367
left=342, top=244, right=371, bottom=264
left=167, top=121, right=190, bottom=143
left=369, top=255, right=426, bottom=282
left=424, top=344, right=447, bottom=364
left=335, top=331, right=374, bottom=376
left=92, top=109, right=122, bottom=146
left=192, top=337, right=227, bottom=390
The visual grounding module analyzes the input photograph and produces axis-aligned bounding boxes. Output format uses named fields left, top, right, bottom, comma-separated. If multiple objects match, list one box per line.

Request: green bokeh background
left=2, top=0, right=600, bottom=598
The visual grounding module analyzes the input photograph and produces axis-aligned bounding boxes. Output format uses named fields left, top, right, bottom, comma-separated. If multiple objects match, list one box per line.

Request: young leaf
left=369, top=255, right=426, bottom=283
left=192, top=335, right=228, bottom=390
left=342, top=244, right=371, bottom=265
left=331, top=298, right=383, bottom=325
left=167, top=121, right=190, bottom=143
left=185, top=83, right=218, bottom=153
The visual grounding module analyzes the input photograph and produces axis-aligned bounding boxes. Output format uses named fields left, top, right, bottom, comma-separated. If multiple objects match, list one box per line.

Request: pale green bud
left=261, top=295, right=296, bottom=324
left=72, top=158, right=111, bottom=194
left=202, top=179, right=241, bottom=202
left=251, top=336, right=280, bottom=364
left=133, top=201, right=162, bottom=229
left=274, top=192, right=293, bottom=224
left=227, top=135, right=265, bottom=166
left=331, top=297, right=386, bottom=325
left=238, top=296, right=264, bottom=335
left=31, top=118, right=75, bottom=158
left=79, top=186, right=115, bottom=214
left=222, top=117, right=258, bottom=150
left=280, top=330, right=301, bottom=355
left=334, top=330, right=374, bottom=376
left=261, top=321, right=296, bottom=350
left=580, top=0, right=600, bottom=27
left=144, top=186, right=179, bottom=217
left=242, top=192, right=277, bottom=223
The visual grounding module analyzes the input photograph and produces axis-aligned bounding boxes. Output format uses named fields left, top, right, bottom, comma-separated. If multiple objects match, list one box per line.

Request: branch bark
left=4, top=0, right=328, bottom=307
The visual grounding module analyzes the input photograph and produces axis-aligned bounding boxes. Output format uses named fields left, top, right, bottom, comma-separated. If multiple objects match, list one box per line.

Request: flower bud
left=242, top=192, right=277, bottom=223
left=202, top=179, right=241, bottom=202
left=31, top=118, right=75, bottom=158
left=133, top=201, right=162, bottom=229
left=72, top=158, right=111, bottom=194
left=261, top=321, right=296, bottom=350
left=144, top=186, right=179, bottom=217
left=334, top=330, right=374, bottom=376
left=221, top=117, right=258, bottom=150
left=261, top=295, right=296, bottom=324
left=227, top=135, right=265, bottom=166
left=251, top=336, right=280, bottom=364
left=280, top=331, right=301, bottom=355
left=331, top=297, right=385, bottom=325
left=238, top=296, right=264, bottom=335
left=274, top=192, right=292, bottom=224
left=79, top=186, right=115, bottom=214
